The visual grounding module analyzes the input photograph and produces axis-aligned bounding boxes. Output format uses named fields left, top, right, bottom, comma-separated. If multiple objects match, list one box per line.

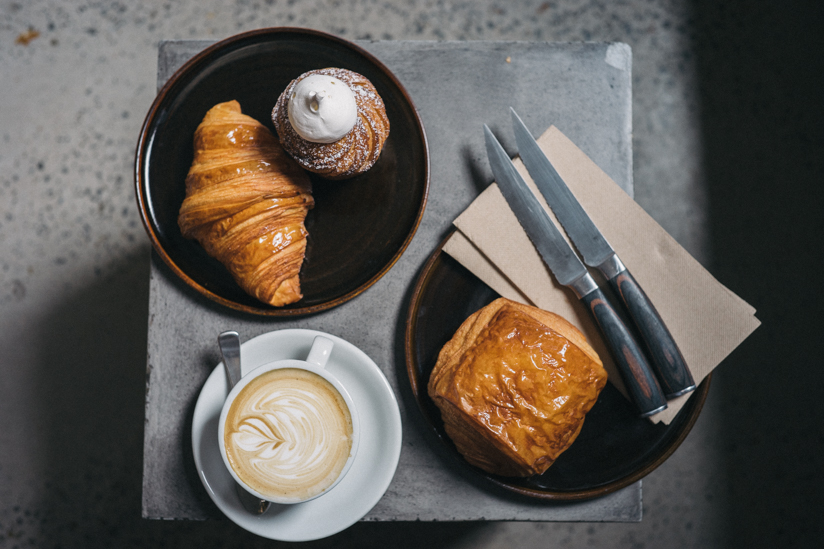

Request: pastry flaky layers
left=273, top=68, right=390, bottom=180
left=178, top=101, right=314, bottom=307
left=428, top=298, right=608, bottom=477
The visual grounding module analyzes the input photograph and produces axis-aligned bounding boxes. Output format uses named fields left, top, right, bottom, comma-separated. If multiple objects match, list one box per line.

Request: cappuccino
left=223, top=367, right=354, bottom=501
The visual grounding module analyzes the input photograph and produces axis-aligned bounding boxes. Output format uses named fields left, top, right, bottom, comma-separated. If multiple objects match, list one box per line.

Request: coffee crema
left=223, top=368, right=354, bottom=501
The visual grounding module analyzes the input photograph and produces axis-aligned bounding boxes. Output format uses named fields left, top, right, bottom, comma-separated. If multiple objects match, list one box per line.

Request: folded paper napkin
left=445, top=126, right=760, bottom=424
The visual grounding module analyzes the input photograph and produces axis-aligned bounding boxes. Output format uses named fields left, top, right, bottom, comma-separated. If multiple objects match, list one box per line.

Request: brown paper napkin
left=444, top=126, right=760, bottom=424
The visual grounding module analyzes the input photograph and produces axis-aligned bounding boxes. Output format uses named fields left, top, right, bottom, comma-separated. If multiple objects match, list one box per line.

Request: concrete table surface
left=4, top=1, right=821, bottom=546
left=142, top=39, right=641, bottom=522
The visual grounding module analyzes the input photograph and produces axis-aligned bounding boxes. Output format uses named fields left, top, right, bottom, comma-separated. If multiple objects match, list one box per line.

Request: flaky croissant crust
left=178, top=100, right=314, bottom=307
left=272, top=68, right=390, bottom=180
left=428, top=298, right=607, bottom=477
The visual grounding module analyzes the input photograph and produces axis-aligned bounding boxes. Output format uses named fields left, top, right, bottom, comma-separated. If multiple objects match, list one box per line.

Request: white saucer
left=192, top=329, right=403, bottom=541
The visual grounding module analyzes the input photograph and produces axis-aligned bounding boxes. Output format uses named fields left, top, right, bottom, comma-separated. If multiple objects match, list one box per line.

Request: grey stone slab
left=142, top=40, right=640, bottom=522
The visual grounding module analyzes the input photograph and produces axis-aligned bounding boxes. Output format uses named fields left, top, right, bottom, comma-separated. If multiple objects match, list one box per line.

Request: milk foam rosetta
left=224, top=368, right=354, bottom=501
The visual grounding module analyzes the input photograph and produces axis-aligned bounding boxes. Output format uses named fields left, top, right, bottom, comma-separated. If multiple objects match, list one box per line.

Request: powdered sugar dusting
left=273, top=68, right=390, bottom=180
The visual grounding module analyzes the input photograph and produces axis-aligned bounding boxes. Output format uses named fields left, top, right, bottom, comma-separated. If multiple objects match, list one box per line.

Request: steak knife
left=510, top=109, right=695, bottom=398
left=484, top=125, right=667, bottom=417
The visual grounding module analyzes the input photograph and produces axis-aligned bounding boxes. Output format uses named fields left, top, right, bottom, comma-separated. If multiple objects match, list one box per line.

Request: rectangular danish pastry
left=428, top=298, right=607, bottom=476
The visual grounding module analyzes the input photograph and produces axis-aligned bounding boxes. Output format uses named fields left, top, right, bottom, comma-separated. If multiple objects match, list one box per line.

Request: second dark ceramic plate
left=135, top=28, right=429, bottom=315
left=405, top=229, right=710, bottom=500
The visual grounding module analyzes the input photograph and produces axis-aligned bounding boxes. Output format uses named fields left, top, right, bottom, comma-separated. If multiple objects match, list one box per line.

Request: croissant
left=272, top=68, right=390, bottom=180
left=178, top=101, right=314, bottom=307
left=428, top=298, right=607, bottom=477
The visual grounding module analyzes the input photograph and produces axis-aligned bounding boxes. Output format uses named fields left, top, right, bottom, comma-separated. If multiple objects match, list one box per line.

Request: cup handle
left=306, top=336, right=334, bottom=369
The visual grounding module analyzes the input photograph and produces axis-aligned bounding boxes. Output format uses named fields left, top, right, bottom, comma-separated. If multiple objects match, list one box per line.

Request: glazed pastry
left=272, top=68, right=390, bottom=180
left=178, top=101, right=313, bottom=307
left=428, top=298, right=607, bottom=477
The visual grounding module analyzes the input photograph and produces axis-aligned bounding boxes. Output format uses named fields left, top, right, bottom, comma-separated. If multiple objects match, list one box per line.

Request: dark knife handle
left=609, top=269, right=696, bottom=398
left=581, top=287, right=667, bottom=417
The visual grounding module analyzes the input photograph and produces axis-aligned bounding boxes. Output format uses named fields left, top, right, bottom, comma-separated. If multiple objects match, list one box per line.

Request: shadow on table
left=28, top=245, right=491, bottom=547
left=691, top=0, right=824, bottom=546
left=31, top=248, right=153, bottom=544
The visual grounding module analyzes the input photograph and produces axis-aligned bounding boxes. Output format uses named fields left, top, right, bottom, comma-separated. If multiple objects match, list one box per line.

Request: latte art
left=224, top=368, right=354, bottom=501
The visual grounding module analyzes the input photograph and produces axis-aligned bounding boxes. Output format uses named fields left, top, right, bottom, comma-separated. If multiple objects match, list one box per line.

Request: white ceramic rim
left=217, top=358, right=361, bottom=504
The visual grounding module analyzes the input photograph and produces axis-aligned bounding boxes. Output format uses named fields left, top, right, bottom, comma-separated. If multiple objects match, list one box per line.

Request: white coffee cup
left=218, top=336, right=359, bottom=504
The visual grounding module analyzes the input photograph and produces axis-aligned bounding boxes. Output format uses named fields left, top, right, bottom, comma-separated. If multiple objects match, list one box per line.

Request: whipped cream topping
left=286, top=74, right=358, bottom=143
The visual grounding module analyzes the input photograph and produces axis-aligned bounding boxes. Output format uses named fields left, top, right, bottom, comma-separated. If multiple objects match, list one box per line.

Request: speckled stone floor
left=1, top=1, right=822, bottom=548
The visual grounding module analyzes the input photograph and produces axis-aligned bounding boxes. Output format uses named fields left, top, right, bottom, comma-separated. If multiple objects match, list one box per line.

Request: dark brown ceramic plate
left=405, top=229, right=711, bottom=501
left=135, top=28, right=429, bottom=315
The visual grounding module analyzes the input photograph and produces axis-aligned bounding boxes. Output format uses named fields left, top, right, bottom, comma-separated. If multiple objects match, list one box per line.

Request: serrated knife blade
left=510, top=109, right=614, bottom=269
left=483, top=126, right=588, bottom=289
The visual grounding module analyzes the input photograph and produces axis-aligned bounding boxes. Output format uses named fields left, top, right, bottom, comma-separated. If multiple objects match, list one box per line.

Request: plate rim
left=135, top=27, right=430, bottom=316
left=405, top=227, right=711, bottom=501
